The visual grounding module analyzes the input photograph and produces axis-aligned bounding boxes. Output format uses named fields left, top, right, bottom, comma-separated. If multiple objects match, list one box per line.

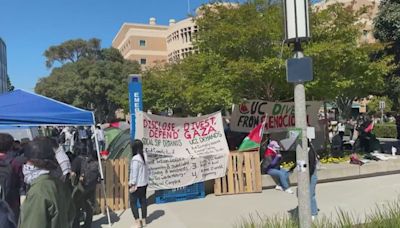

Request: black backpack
left=80, top=156, right=99, bottom=191
left=0, top=158, right=12, bottom=202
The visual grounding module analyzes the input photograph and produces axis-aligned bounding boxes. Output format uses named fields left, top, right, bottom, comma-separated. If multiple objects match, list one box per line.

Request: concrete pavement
left=93, top=174, right=400, bottom=228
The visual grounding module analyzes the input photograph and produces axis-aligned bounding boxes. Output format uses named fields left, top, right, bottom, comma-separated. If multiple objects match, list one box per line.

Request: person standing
left=19, top=138, right=75, bottom=228
left=337, top=120, right=346, bottom=150
left=93, top=125, right=106, bottom=151
left=396, top=114, right=400, bottom=140
left=308, top=141, right=319, bottom=220
left=129, top=139, right=149, bottom=228
left=0, top=133, right=24, bottom=222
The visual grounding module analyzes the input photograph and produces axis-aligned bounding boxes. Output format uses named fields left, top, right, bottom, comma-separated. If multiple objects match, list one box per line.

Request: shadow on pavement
left=147, top=210, right=165, bottom=224
left=92, top=210, right=122, bottom=227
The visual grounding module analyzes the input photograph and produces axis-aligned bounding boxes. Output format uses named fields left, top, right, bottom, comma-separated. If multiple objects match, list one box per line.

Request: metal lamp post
left=283, top=0, right=313, bottom=227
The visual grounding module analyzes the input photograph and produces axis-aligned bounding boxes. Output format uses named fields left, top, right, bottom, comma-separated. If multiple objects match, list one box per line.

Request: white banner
left=230, top=100, right=322, bottom=133
left=135, top=111, right=230, bottom=190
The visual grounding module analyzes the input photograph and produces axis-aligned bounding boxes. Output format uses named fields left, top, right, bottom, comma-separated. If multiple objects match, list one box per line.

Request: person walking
left=19, top=138, right=75, bottom=228
left=261, top=140, right=293, bottom=194
left=129, top=139, right=149, bottom=228
left=71, top=147, right=99, bottom=228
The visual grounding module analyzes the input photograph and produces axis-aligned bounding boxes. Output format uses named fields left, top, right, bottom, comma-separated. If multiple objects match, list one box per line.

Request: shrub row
left=373, top=124, right=397, bottom=138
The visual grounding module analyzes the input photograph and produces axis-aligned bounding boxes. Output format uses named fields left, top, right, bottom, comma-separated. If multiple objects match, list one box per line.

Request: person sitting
left=261, top=141, right=293, bottom=194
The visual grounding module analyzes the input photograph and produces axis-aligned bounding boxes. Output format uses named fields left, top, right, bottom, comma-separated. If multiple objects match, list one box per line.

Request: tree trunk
left=336, top=95, right=354, bottom=120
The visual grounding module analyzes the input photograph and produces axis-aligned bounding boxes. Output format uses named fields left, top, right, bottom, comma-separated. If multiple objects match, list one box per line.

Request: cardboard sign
left=230, top=100, right=322, bottom=133
left=135, top=111, right=230, bottom=190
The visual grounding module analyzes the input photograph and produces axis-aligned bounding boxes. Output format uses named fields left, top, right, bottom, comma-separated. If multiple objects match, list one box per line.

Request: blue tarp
left=0, top=89, right=94, bottom=126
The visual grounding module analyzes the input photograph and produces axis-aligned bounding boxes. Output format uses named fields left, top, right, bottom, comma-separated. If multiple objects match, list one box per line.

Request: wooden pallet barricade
left=214, top=151, right=262, bottom=195
left=96, top=158, right=130, bottom=213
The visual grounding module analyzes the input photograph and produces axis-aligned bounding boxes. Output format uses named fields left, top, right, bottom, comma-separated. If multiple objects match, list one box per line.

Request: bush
left=373, top=124, right=397, bottom=138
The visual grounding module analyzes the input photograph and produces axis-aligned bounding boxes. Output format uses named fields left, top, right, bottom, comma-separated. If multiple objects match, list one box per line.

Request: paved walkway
left=93, top=174, right=400, bottom=228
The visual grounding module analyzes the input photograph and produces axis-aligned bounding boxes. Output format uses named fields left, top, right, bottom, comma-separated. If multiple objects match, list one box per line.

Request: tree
left=373, top=0, right=400, bottom=108
left=143, top=52, right=233, bottom=116
left=304, top=3, right=392, bottom=119
left=374, top=0, right=400, bottom=46
left=36, top=39, right=141, bottom=122
left=6, top=74, right=14, bottom=91
left=143, top=1, right=391, bottom=118
left=43, top=38, right=101, bottom=68
left=143, top=1, right=292, bottom=115
left=367, top=96, right=393, bottom=115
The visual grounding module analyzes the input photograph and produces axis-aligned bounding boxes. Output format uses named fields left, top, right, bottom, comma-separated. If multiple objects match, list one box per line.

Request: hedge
left=373, top=124, right=397, bottom=138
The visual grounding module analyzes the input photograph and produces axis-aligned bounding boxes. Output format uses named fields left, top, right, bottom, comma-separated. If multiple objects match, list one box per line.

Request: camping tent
left=0, top=89, right=93, bottom=125
left=0, top=89, right=111, bottom=225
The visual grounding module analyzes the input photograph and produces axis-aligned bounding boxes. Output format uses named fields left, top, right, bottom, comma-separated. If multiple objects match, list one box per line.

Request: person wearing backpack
left=18, top=138, right=75, bottom=228
left=0, top=133, right=24, bottom=223
left=129, top=139, right=149, bottom=228
left=71, top=147, right=100, bottom=228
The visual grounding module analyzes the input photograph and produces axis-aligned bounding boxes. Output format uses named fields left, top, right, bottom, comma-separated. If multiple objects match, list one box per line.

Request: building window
left=140, top=58, right=147, bottom=65
left=139, top=40, right=146, bottom=47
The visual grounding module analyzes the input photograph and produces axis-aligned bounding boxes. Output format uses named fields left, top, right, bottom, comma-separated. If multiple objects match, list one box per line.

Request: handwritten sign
left=135, top=111, right=230, bottom=190
left=230, top=100, right=322, bottom=133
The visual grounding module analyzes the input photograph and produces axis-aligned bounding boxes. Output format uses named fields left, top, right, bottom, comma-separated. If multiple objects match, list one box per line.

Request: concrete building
left=112, top=17, right=198, bottom=68
left=0, top=38, right=7, bottom=94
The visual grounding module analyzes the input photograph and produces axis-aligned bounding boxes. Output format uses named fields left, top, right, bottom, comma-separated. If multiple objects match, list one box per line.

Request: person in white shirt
left=92, top=126, right=106, bottom=151
left=337, top=121, right=346, bottom=151
left=129, top=139, right=149, bottom=228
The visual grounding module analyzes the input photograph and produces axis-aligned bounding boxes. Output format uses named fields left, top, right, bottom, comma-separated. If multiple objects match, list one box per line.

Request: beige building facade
left=112, top=17, right=197, bottom=68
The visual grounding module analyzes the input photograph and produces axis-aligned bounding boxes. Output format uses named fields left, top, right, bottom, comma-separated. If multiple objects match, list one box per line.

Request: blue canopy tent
left=0, top=89, right=111, bottom=225
left=0, top=89, right=94, bottom=125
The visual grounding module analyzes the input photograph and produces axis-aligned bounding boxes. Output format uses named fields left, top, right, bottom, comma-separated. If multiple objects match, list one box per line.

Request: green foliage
left=373, top=124, right=397, bottom=138
left=195, top=2, right=284, bottom=62
left=373, top=0, right=400, bottom=43
left=143, top=52, right=233, bottom=115
left=367, top=96, right=393, bottom=114
left=238, top=199, right=400, bottom=227
left=43, top=38, right=101, bottom=68
left=374, top=0, right=400, bottom=108
left=36, top=40, right=141, bottom=122
left=6, top=74, right=14, bottom=91
left=143, top=1, right=291, bottom=114
left=305, top=3, right=391, bottom=119
left=143, top=2, right=392, bottom=116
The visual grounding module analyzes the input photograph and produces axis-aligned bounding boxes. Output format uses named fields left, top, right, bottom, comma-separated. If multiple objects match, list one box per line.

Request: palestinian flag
left=238, top=121, right=266, bottom=152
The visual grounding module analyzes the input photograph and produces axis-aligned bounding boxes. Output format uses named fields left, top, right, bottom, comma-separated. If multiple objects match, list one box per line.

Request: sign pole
left=379, top=100, right=385, bottom=123
left=283, top=0, right=312, bottom=224
left=293, top=42, right=312, bottom=227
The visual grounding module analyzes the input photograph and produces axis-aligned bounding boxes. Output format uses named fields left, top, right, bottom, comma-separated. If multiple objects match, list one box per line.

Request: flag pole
left=258, top=114, right=268, bottom=159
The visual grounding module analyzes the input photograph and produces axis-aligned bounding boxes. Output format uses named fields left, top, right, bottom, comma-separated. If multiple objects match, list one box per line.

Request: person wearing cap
left=18, top=138, right=75, bottom=228
left=261, top=140, right=293, bottom=194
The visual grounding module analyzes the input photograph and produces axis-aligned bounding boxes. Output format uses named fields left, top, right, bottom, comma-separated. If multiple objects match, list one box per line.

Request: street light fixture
left=283, top=0, right=311, bottom=43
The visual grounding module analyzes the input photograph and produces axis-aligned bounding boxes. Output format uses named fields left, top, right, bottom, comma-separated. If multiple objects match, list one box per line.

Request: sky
left=0, top=0, right=235, bottom=91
